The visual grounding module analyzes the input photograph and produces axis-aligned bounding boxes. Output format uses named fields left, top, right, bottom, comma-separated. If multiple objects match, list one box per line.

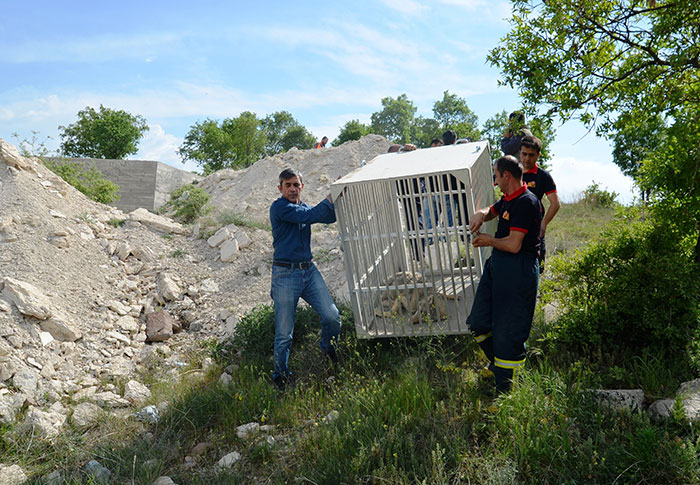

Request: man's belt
left=273, top=260, right=313, bottom=270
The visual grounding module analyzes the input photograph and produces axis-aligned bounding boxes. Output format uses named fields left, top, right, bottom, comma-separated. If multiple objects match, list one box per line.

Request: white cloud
left=548, top=155, right=637, bottom=204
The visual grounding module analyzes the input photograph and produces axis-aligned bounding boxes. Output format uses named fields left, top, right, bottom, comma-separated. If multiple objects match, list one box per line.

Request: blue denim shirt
left=270, top=196, right=336, bottom=263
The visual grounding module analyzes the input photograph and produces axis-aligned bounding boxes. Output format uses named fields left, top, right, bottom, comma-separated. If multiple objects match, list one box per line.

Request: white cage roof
left=331, top=140, right=490, bottom=200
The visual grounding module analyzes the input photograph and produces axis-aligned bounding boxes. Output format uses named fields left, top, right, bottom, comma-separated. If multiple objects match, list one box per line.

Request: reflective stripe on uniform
left=474, top=332, right=492, bottom=343
left=495, top=357, right=525, bottom=369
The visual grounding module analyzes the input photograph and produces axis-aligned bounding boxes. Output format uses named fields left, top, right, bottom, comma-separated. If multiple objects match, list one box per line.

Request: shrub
left=169, top=183, right=212, bottom=222
left=541, top=209, right=700, bottom=367
left=44, top=159, right=120, bottom=204
left=580, top=182, right=618, bottom=208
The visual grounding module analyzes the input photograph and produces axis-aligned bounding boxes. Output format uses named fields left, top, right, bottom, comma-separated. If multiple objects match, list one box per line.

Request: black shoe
left=272, top=375, right=290, bottom=391
left=325, top=346, right=339, bottom=366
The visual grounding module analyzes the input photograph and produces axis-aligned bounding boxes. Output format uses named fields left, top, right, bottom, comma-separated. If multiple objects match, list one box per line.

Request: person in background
left=520, top=135, right=560, bottom=273
left=269, top=168, right=341, bottom=391
left=466, top=155, right=542, bottom=393
left=501, top=111, right=532, bottom=160
left=314, top=136, right=329, bottom=148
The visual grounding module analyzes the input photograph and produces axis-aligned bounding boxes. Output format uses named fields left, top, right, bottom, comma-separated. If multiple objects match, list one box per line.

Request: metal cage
left=330, top=141, right=497, bottom=338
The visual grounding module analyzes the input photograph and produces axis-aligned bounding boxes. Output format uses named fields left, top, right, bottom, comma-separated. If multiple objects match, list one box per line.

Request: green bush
left=44, top=159, right=120, bottom=204
left=169, top=183, right=212, bottom=222
left=542, top=209, right=700, bottom=367
left=580, top=182, right=618, bottom=208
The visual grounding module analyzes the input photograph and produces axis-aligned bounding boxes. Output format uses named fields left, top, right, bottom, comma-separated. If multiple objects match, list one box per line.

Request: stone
left=105, top=331, right=131, bottom=345
left=145, top=311, right=175, bottom=342
left=48, top=235, right=70, bottom=248
left=324, top=409, right=340, bottom=423
left=115, top=241, right=132, bottom=261
left=23, top=406, right=66, bottom=439
left=153, top=477, right=177, bottom=485
left=135, top=404, right=160, bottom=423
left=589, top=389, right=645, bottom=413
left=12, top=367, right=39, bottom=396
left=190, top=442, right=209, bottom=457
left=207, top=227, right=232, bottom=248
left=0, top=393, right=26, bottom=423
left=39, top=331, right=54, bottom=346
left=218, top=373, right=233, bottom=387
left=40, top=314, right=82, bottom=342
left=0, top=464, right=27, bottom=485
left=220, top=239, right=240, bottom=262
left=71, top=402, right=103, bottom=427
left=105, top=300, right=129, bottom=316
left=49, top=209, right=66, bottom=219
left=115, top=315, right=140, bottom=333
left=90, top=391, right=130, bottom=408
left=85, top=460, right=111, bottom=483
left=132, top=246, right=156, bottom=262
left=0, top=299, right=10, bottom=312
left=124, top=380, right=151, bottom=405
left=217, top=451, right=241, bottom=468
left=157, top=273, right=182, bottom=302
left=43, top=470, right=63, bottom=485
left=2, top=277, right=53, bottom=319
left=0, top=138, right=35, bottom=171
left=236, top=422, right=260, bottom=440
left=128, top=208, right=188, bottom=235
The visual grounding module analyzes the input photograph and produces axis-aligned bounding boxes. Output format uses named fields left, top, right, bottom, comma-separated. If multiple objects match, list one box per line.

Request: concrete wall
left=47, top=157, right=201, bottom=212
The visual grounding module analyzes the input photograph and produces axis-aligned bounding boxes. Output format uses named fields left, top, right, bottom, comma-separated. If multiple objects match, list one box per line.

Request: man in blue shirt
left=269, top=168, right=341, bottom=390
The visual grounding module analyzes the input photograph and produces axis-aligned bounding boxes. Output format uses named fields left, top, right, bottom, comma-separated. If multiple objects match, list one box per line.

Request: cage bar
left=331, top=141, right=497, bottom=338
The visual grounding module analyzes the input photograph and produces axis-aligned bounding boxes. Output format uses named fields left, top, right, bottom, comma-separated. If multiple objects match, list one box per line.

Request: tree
left=59, top=105, right=148, bottom=159
left=611, top=112, right=667, bottom=180
left=370, top=94, right=417, bottom=144
left=261, top=111, right=315, bottom=155
left=334, top=120, right=371, bottom=145
left=481, top=110, right=555, bottom=166
left=410, top=116, right=441, bottom=148
left=178, top=119, right=236, bottom=174
left=179, top=112, right=267, bottom=174
left=432, top=91, right=480, bottom=142
left=488, top=0, right=700, bottom=260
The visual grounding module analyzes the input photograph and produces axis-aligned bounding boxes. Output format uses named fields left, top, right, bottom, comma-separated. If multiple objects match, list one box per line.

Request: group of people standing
left=269, top=112, right=559, bottom=393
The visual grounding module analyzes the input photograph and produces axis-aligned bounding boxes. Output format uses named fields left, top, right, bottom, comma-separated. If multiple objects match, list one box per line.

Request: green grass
left=545, top=200, right=618, bottom=255
left=10, top=199, right=700, bottom=484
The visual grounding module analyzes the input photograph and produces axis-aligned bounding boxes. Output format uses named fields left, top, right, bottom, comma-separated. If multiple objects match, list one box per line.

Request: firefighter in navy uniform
left=520, top=135, right=560, bottom=274
left=467, top=155, right=542, bottom=393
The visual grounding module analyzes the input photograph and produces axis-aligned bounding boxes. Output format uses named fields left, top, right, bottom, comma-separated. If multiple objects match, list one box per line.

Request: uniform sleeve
left=272, top=199, right=336, bottom=225
left=541, top=171, right=557, bottom=195
left=509, top=197, right=538, bottom=234
left=491, top=198, right=503, bottom=215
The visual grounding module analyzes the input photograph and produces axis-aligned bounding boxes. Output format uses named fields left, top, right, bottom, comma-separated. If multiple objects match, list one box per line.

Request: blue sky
left=1, top=0, right=636, bottom=203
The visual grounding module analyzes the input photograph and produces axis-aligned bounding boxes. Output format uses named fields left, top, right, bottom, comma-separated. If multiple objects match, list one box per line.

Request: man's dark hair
left=508, top=111, right=526, bottom=124
left=279, top=167, right=303, bottom=185
left=520, top=135, right=542, bottom=154
left=495, top=155, right=523, bottom=179
left=430, top=137, right=444, bottom=147
left=442, top=130, right=457, bottom=145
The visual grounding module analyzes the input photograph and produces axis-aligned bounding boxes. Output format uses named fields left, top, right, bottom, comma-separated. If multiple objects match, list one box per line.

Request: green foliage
left=481, top=109, right=555, bottom=165
left=260, top=110, right=315, bottom=155
left=11, top=131, right=54, bottom=158
left=432, top=90, right=480, bottom=142
left=178, top=112, right=267, bottom=174
left=59, top=105, right=148, bottom=159
left=370, top=93, right=417, bottom=144
left=169, top=183, right=212, bottom=222
left=612, top=112, right=667, bottom=180
left=44, top=159, right=120, bottom=203
left=580, top=182, right=618, bottom=208
left=107, top=218, right=125, bottom=228
left=542, top=211, right=700, bottom=367
left=333, top=119, right=371, bottom=145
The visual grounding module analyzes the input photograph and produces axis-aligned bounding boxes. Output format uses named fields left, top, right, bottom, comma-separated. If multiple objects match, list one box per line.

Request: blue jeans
left=270, top=264, right=341, bottom=379
left=424, top=194, right=455, bottom=232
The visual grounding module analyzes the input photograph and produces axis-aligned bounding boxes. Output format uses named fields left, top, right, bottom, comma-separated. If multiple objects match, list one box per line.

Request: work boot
left=272, top=375, right=291, bottom=391
left=324, top=345, right=339, bottom=366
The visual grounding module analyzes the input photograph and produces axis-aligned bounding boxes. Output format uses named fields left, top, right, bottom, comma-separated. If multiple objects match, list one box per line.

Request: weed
left=107, top=218, right=125, bottom=228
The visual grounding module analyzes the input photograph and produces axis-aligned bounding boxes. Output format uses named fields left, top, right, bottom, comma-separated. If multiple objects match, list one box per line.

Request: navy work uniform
left=523, top=163, right=556, bottom=273
left=466, top=184, right=542, bottom=392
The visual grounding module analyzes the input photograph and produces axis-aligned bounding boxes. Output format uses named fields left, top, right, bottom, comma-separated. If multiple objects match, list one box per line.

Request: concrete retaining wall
left=47, top=158, right=202, bottom=213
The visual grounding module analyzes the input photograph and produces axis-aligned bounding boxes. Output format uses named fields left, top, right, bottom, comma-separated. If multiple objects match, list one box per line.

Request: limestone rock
left=40, top=314, right=82, bottom=342
left=0, top=138, right=34, bottom=171
left=23, top=406, right=66, bottom=439
left=145, top=311, right=175, bottom=342
left=124, top=380, right=151, bottom=405
left=220, top=239, right=240, bottom=262
left=85, top=460, right=111, bottom=483
left=0, top=464, right=27, bottom=485
left=129, top=208, right=187, bottom=235
left=219, top=373, right=233, bottom=387
left=12, top=366, right=40, bottom=396
left=218, top=451, right=241, bottom=468
left=236, top=422, right=260, bottom=440
left=0, top=393, right=26, bottom=423
left=90, top=391, right=130, bottom=408
left=135, top=404, right=160, bottom=423
left=71, top=402, right=103, bottom=427
left=589, top=389, right=645, bottom=412
left=153, top=477, right=177, bottom=485
left=2, top=277, right=53, bottom=319
left=157, top=273, right=182, bottom=302
left=207, top=227, right=232, bottom=248
left=115, top=315, right=140, bottom=333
